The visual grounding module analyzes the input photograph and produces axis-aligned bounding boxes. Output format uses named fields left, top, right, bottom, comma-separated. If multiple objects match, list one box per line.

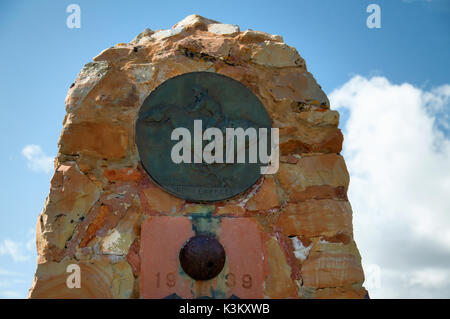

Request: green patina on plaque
left=136, top=71, right=272, bottom=202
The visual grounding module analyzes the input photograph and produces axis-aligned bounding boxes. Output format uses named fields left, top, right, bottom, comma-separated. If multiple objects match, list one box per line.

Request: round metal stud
left=179, top=235, right=226, bottom=281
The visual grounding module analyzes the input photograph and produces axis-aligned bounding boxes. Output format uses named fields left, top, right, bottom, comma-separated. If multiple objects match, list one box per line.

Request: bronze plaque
left=136, top=72, right=272, bottom=202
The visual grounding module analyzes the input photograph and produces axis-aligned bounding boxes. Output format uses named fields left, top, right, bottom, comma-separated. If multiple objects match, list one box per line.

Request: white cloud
left=0, top=278, right=27, bottom=288
left=0, top=290, right=22, bottom=299
left=329, top=75, right=450, bottom=298
left=409, top=268, right=450, bottom=289
left=0, top=268, right=23, bottom=277
left=0, top=240, right=31, bottom=262
left=0, top=230, right=36, bottom=298
left=0, top=274, right=29, bottom=299
left=0, top=229, right=36, bottom=263
left=21, top=144, right=53, bottom=174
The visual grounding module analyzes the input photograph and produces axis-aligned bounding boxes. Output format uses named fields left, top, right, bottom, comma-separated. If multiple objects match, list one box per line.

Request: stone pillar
left=28, top=15, right=367, bottom=299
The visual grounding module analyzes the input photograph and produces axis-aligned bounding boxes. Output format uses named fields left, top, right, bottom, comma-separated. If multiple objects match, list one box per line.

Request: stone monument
left=28, top=15, right=367, bottom=299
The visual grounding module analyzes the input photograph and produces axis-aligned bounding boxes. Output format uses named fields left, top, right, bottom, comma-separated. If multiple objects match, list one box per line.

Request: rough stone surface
left=208, top=23, right=240, bottom=36
left=276, top=200, right=354, bottom=237
left=29, top=15, right=366, bottom=299
left=245, top=176, right=279, bottom=212
left=28, top=258, right=134, bottom=299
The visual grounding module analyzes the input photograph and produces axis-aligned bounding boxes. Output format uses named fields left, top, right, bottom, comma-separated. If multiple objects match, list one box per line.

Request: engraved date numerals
left=225, top=273, right=252, bottom=289
left=155, top=272, right=176, bottom=288
left=155, top=271, right=253, bottom=289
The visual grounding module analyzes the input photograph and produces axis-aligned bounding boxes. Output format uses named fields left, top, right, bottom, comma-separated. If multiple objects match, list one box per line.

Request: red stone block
left=104, top=168, right=142, bottom=182
left=140, top=216, right=194, bottom=298
left=219, top=218, right=264, bottom=298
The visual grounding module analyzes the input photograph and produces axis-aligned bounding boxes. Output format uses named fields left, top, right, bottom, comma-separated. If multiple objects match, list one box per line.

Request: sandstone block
left=215, top=204, right=246, bottom=217
left=250, top=41, right=305, bottom=68
left=93, top=46, right=132, bottom=62
left=263, top=237, right=298, bottom=298
left=88, top=69, right=140, bottom=108
left=59, top=121, right=129, bottom=159
left=130, top=28, right=154, bottom=44
left=103, top=168, right=142, bottom=182
left=277, top=154, right=350, bottom=200
left=172, top=14, right=218, bottom=31
left=38, top=163, right=100, bottom=253
left=278, top=125, right=343, bottom=155
left=296, top=109, right=339, bottom=126
left=208, top=23, right=240, bottom=36
left=139, top=182, right=184, bottom=214
left=268, top=71, right=329, bottom=106
left=276, top=200, right=353, bottom=237
left=65, top=61, right=110, bottom=111
left=239, top=30, right=283, bottom=44
left=123, top=63, right=157, bottom=84
left=245, top=177, right=280, bottom=212
left=312, top=285, right=368, bottom=299
left=100, top=206, right=141, bottom=255
left=29, top=258, right=134, bottom=299
left=301, top=251, right=365, bottom=289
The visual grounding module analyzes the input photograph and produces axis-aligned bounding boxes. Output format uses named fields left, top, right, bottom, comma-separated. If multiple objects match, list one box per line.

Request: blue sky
left=0, top=0, right=449, bottom=298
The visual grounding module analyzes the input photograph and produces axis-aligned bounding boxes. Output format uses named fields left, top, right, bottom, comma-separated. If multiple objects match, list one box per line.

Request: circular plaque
left=136, top=71, right=272, bottom=202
